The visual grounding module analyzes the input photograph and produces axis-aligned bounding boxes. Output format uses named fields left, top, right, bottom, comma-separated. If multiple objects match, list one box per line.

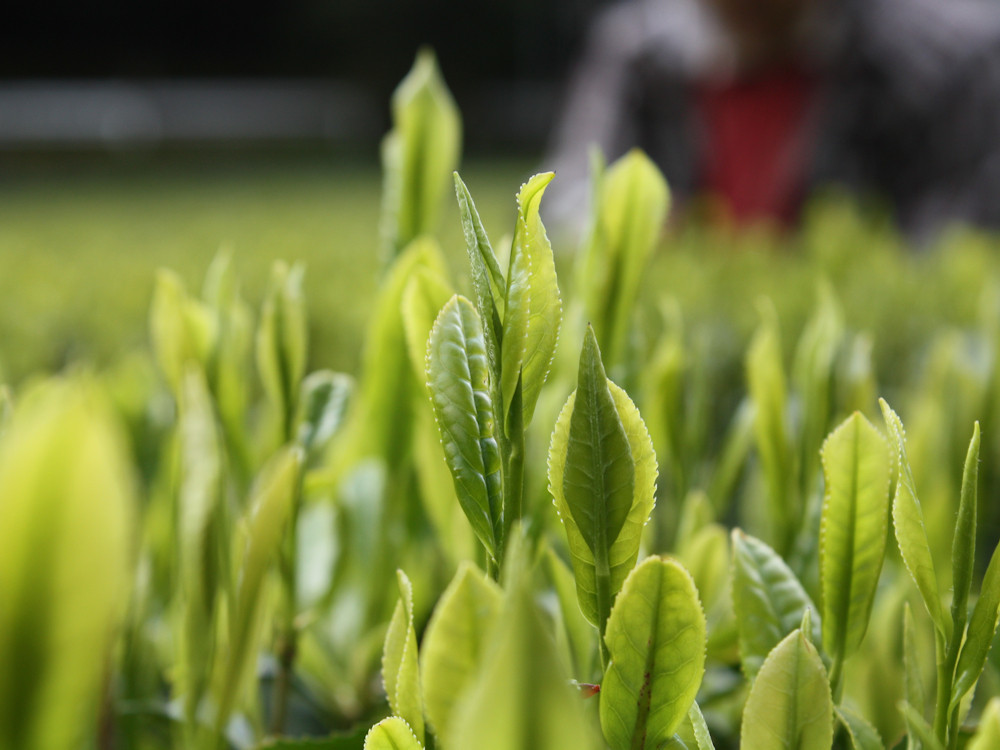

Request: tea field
left=5, top=53, right=1000, bottom=750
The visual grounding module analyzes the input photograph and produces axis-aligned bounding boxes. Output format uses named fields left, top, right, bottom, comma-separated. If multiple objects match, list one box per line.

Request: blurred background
left=0, top=0, right=614, bottom=381
left=1, top=0, right=604, bottom=153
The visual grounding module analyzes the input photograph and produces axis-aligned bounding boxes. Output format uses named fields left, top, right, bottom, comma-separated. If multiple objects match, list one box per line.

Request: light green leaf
left=740, top=628, right=833, bottom=750
left=581, top=149, right=669, bottom=369
left=730, top=529, right=821, bottom=680
left=501, top=171, right=561, bottom=429
left=293, top=371, right=353, bottom=459
left=448, top=585, right=599, bottom=750
left=836, top=705, right=886, bottom=750
left=217, top=448, right=302, bottom=726
left=150, top=269, right=216, bottom=396
left=364, top=717, right=424, bottom=750
left=380, top=48, right=461, bottom=259
left=382, top=570, right=424, bottom=742
left=256, top=261, right=308, bottom=437
left=879, top=399, right=947, bottom=636
left=686, top=702, right=716, bottom=750
left=951, top=535, right=1000, bottom=711
left=544, top=546, right=598, bottom=680
left=454, top=172, right=504, bottom=395
left=0, top=379, right=133, bottom=750
left=899, top=702, right=944, bottom=750
left=426, top=295, right=504, bottom=559
left=967, top=698, right=1000, bottom=750
left=548, top=328, right=657, bottom=630
left=746, top=311, right=796, bottom=554
left=792, top=283, right=844, bottom=496
left=600, top=557, right=707, bottom=750
left=401, top=265, right=454, bottom=381
left=176, top=367, right=226, bottom=722
left=420, top=563, right=502, bottom=741
left=950, top=422, right=980, bottom=634
left=326, top=238, right=449, bottom=480
left=820, top=412, right=890, bottom=663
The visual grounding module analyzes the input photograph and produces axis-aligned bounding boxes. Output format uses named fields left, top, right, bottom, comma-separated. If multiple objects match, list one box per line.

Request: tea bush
left=3, top=51, right=1000, bottom=750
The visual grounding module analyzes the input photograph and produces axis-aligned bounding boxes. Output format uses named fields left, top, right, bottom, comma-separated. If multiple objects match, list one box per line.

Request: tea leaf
left=426, top=295, right=504, bottom=559
left=600, top=557, right=707, bottom=750
left=967, top=698, right=1000, bottom=750
left=364, top=717, right=424, bottom=750
left=563, top=326, right=634, bottom=562
left=820, top=412, right=890, bottom=666
left=549, top=327, right=657, bottom=631
left=0, top=379, right=133, bottom=750
left=740, top=628, right=833, bottom=750
left=401, top=266, right=454, bottom=381
left=543, top=546, right=598, bottom=679
left=257, top=261, right=308, bottom=436
left=447, top=584, right=599, bottom=750
left=150, top=269, right=216, bottom=397
left=731, top=529, right=821, bottom=680
left=383, top=570, right=424, bottom=742
left=950, top=422, right=980, bottom=634
left=899, top=702, right=945, bottom=750
left=420, top=563, right=502, bottom=741
left=454, top=172, right=505, bottom=393
left=879, top=399, right=947, bottom=636
left=217, top=447, right=302, bottom=725
left=176, top=367, right=225, bottom=720
left=501, top=171, right=561, bottom=429
left=746, top=311, right=796, bottom=554
left=950, top=534, right=1000, bottom=711
left=792, top=283, right=844, bottom=496
left=294, top=370, right=353, bottom=459
left=836, top=705, right=885, bottom=750
left=328, top=238, right=449, bottom=478
left=686, top=702, right=716, bottom=750
left=581, top=149, right=669, bottom=369
left=380, top=48, right=461, bottom=259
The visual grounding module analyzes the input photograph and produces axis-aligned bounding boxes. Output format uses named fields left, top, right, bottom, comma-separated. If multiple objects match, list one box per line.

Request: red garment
left=695, top=65, right=819, bottom=226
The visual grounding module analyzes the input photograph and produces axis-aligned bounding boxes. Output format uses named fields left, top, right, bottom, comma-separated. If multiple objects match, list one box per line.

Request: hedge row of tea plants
left=5, top=50, right=1000, bottom=750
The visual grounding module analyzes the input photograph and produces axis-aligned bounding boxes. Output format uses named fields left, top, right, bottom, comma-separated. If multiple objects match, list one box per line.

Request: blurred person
left=545, top=0, right=1000, bottom=242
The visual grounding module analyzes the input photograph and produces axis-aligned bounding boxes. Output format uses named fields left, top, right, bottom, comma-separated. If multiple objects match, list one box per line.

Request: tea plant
left=5, top=48, right=1000, bottom=750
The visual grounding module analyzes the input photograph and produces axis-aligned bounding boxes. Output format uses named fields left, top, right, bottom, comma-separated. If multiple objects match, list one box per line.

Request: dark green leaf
left=731, top=529, right=821, bottom=680
left=453, top=172, right=505, bottom=394
left=426, top=295, right=504, bottom=559
left=548, top=363, right=657, bottom=629
left=563, top=326, right=635, bottom=557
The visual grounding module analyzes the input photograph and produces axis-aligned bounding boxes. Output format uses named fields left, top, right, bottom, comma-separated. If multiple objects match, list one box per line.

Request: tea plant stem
left=829, top=651, right=845, bottom=704
left=933, top=634, right=960, bottom=747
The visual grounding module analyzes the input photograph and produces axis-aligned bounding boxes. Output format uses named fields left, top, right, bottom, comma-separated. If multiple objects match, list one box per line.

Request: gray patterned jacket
left=544, top=0, right=1000, bottom=242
